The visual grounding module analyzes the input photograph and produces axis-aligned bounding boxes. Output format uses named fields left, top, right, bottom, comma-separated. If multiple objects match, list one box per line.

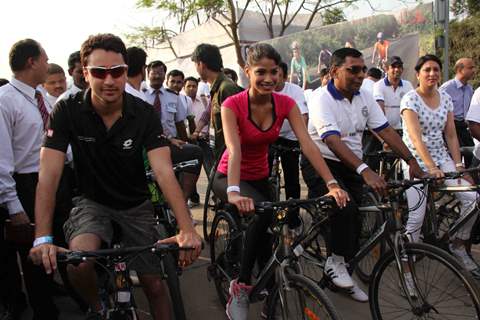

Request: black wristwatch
left=404, top=154, right=415, bottom=163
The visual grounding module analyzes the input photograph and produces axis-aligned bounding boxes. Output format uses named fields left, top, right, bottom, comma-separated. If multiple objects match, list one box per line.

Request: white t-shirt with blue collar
left=308, top=80, right=389, bottom=161
left=373, top=77, right=413, bottom=130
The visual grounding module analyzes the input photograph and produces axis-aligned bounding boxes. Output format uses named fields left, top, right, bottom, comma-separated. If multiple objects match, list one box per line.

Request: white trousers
left=404, top=160, right=478, bottom=242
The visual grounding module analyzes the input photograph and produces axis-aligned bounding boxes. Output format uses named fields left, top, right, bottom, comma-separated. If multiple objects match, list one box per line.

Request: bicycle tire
left=369, top=242, right=480, bottom=320
left=202, top=175, right=216, bottom=242
left=356, top=208, right=385, bottom=283
left=209, top=210, right=242, bottom=307
left=163, top=252, right=187, bottom=320
left=266, top=273, right=342, bottom=320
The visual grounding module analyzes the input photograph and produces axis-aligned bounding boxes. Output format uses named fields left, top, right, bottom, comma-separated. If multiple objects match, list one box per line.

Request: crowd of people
left=0, top=32, right=479, bottom=320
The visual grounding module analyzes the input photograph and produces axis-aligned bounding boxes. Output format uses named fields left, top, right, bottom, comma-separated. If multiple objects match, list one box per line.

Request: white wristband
left=226, top=185, right=240, bottom=193
left=455, top=163, right=464, bottom=168
left=326, top=179, right=338, bottom=187
left=33, top=235, right=54, bottom=247
left=356, top=163, right=369, bottom=175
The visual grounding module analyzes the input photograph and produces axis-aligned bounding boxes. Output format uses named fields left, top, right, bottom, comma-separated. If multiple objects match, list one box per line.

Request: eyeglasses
left=345, top=65, right=368, bottom=75
left=85, top=64, right=128, bottom=79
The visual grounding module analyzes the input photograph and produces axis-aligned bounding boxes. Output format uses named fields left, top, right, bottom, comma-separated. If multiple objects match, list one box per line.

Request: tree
left=124, top=26, right=179, bottom=57
left=322, top=7, right=347, bottom=25
left=451, top=0, right=480, bottom=16
left=137, top=0, right=361, bottom=68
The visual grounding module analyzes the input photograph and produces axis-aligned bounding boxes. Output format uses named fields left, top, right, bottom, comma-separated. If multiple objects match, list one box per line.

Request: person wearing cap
left=373, top=56, right=414, bottom=138
left=371, top=32, right=389, bottom=68
left=440, top=58, right=476, bottom=152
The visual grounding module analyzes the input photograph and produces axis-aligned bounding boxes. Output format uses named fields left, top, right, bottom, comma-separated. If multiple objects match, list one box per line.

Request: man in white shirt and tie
left=0, top=38, right=62, bottom=320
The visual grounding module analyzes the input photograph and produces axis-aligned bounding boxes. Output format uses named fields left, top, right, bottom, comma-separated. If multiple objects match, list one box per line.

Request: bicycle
left=207, top=196, right=341, bottom=319
left=269, top=143, right=301, bottom=202
left=57, top=243, right=192, bottom=320
left=298, top=179, right=480, bottom=319
left=404, top=167, right=480, bottom=253
left=202, top=148, right=225, bottom=242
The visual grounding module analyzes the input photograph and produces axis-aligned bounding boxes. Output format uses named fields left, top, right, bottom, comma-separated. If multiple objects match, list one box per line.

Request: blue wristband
left=33, top=236, right=54, bottom=247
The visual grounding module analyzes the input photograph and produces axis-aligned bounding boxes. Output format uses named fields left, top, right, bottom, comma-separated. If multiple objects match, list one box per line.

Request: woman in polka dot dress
left=401, top=54, right=480, bottom=277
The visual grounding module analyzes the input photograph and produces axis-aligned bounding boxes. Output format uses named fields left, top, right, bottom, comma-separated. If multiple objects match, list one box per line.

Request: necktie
left=153, top=90, right=161, bottom=114
left=35, top=90, right=49, bottom=130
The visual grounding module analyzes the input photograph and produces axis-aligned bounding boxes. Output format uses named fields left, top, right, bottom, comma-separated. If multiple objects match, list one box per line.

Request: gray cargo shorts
left=64, top=197, right=166, bottom=275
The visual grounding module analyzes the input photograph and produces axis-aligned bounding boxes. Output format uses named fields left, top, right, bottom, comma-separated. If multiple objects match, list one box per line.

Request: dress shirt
left=440, top=78, right=473, bottom=120
left=144, top=86, right=186, bottom=138
left=0, top=77, right=45, bottom=215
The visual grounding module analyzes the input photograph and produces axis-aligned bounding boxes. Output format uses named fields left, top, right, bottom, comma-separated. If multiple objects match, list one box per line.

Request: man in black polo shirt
left=29, top=34, right=202, bottom=320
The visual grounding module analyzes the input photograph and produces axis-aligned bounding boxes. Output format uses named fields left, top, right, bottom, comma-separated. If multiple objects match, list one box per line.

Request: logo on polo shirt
left=123, top=139, right=133, bottom=150
left=361, top=106, right=369, bottom=118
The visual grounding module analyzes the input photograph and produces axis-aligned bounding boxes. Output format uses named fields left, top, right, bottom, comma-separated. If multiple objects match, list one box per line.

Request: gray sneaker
left=226, top=279, right=252, bottom=320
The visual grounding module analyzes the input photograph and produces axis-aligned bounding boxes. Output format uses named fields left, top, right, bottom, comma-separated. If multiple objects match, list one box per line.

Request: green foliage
left=124, top=26, right=176, bottom=49
left=321, top=7, right=347, bottom=25
left=443, top=14, right=480, bottom=88
left=451, top=0, right=480, bottom=16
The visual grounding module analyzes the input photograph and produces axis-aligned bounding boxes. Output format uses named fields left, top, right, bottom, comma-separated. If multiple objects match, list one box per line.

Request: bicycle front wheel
left=370, top=242, right=480, bottom=320
left=266, top=273, right=342, bottom=320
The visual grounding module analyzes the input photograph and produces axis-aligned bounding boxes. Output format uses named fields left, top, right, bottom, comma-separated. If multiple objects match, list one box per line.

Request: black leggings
left=212, top=172, right=273, bottom=285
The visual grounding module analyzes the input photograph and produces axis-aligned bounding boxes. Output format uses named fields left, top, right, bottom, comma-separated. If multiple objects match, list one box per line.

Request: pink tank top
left=217, top=90, right=295, bottom=180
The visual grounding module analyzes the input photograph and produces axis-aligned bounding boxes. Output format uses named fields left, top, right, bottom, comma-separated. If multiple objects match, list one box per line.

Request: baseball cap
left=387, top=56, right=403, bottom=67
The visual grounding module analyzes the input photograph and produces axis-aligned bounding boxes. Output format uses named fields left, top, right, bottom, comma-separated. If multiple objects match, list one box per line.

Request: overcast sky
left=0, top=0, right=422, bottom=78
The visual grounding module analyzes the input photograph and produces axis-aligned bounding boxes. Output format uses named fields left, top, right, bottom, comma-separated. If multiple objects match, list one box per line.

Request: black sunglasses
left=345, top=65, right=368, bottom=75
left=85, top=64, right=128, bottom=79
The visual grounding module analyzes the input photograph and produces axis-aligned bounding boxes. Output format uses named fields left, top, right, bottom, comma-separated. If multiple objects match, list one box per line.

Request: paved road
left=10, top=169, right=480, bottom=319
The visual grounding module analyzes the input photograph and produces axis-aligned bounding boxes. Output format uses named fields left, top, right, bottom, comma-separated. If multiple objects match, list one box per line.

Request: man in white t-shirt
left=303, top=48, right=424, bottom=301
left=365, top=57, right=414, bottom=169
left=125, top=47, right=148, bottom=101
left=360, top=67, right=382, bottom=96
left=272, top=61, right=308, bottom=207
left=57, top=51, right=88, bottom=101
left=466, top=87, right=480, bottom=168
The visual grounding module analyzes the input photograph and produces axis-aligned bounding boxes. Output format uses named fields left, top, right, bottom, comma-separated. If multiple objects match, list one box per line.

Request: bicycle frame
left=423, top=184, right=480, bottom=245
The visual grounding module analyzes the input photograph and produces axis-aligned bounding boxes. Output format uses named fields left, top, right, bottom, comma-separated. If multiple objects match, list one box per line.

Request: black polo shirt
left=44, top=89, right=170, bottom=209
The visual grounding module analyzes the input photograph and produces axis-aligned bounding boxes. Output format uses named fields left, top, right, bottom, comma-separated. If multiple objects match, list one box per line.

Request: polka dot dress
left=400, top=89, right=453, bottom=169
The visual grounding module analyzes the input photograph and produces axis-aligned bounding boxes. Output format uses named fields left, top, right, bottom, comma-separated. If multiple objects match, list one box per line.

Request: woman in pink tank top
left=212, top=43, right=349, bottom=320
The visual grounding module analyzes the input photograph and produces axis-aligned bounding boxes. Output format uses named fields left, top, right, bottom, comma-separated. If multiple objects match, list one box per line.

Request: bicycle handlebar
left=271, top=144, right=301, bottom=154
left=385, top=166, right=480, bottom=190
left=224, top=196, right=335, bottom=214
left=57, top=243, right=194, bottom=265
left=146, top=159, right=200, bottom=182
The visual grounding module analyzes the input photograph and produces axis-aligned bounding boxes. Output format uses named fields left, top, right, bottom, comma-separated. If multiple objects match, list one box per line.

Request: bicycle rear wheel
left=209, top=210, right=242, bottom=307
left=266, top=273, right=341, bottom=320
left=370, top=242, right=480, bottom=320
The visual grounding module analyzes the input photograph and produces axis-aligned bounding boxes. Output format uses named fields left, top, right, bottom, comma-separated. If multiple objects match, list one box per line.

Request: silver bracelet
left=226, top=185, right=240, bottom=193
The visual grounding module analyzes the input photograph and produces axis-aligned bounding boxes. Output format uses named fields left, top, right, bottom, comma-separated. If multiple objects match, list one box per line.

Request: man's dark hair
left=319, top=67, right=329, bottom=78
left=47, top=63, right=65, bottom=76
left=330, top=47, right=363, bottom=67
left=126, top=47, right=147, bottom=77
left=279, top=62, right=288, bottom=77
left=367, top=67, right=382, bottom=80
left=184, top=76, right=199, bottom=85
left=147, top=60, right=167, bottom=73
left=246, top=43, right=281, bottom=66
left=167, top=69, right=184, bottom=81
left=0, top=78, right=9, bottom=87
left=191, top=44, right=223, bottom=72
left=80, top=34, right=127, bottom=67
left=414, top=54, right=442, bottom=72
left=68, top=51, right=81, bottom=70
left=9, top=39, right=42, bottom=72
left=223, top=68, right=238, bottom=82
